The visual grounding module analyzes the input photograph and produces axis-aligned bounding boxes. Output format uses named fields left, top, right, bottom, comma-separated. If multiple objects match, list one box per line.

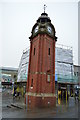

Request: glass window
left=77, top=72, right=78, bottom=76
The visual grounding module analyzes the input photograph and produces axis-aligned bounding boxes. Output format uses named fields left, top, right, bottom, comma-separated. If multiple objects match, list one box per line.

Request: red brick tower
left=26, top=11, right=57, bottom=108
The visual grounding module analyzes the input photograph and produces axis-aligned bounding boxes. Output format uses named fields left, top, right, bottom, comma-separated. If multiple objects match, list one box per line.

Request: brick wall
left=27, top=34, right=56, bottom=107
left=27, top=95, right=56, bottom=108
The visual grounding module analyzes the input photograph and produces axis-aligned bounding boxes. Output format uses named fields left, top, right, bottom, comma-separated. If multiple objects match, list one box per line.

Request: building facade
left=17, top=48, right=29, bottom=82
left=74, top=65, right=80, bottom=86
left=1, top=67, right=18, bottom=85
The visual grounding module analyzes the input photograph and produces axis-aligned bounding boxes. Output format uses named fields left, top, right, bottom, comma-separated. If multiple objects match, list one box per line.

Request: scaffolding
left=18, top=43, right=78, bottom=84
left=17, top=48, right=29, bottom=82
left=55, top=43, right=78, bottom=84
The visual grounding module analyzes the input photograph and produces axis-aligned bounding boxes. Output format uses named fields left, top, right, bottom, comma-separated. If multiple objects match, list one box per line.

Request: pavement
left=1, top=89, right=80, bottom=119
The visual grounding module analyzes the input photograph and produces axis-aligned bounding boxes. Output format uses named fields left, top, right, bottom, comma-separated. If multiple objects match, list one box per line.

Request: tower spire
left=44, top=4, right=47, bottom=13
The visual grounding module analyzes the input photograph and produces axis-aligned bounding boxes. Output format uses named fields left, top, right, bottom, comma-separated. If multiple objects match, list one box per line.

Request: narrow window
left=47, top=75, right=50, bottom=82
left=34, top=48, right=35, bottom=55
left=48, top=48, right=50, bottom=55
left=31, top=79, right=33, bottom=87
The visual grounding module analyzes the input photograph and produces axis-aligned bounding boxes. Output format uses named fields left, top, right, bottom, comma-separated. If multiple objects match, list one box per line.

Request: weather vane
left=44, top=4, right=47, bottom=13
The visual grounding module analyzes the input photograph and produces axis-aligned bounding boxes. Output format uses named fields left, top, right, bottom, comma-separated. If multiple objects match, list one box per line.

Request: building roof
left=0, top=67, right=18, bottom=72
left=74, top=65, right=80, bottom=67
left=37, top=13, right=51, bottom=23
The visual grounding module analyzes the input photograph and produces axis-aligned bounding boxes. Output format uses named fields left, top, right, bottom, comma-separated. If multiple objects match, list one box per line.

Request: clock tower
left=26, top=10, right=57, bottom=108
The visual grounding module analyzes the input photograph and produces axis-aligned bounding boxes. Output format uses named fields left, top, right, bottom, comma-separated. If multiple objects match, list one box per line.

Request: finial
left=44, top=4, right=47, bottom=13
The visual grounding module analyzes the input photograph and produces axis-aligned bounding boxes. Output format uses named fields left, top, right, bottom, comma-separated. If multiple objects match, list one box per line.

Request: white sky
left=0, top=0, right=79, bottom=68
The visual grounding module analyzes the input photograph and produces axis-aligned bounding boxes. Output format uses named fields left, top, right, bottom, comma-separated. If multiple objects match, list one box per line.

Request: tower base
left=26, top=93, right=56, bottom=108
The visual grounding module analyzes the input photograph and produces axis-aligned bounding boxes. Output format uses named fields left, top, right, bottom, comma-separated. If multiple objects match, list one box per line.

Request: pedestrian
left=21, top=87, right=24, bottom=97
left=75, top=91, right=77, bottom=102
left=13, top=85, right=17, bottom=99
left=16, top=86, right=20, bottom=99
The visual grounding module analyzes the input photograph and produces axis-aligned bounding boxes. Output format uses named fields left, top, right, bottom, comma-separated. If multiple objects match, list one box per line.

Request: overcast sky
left=0, top=0, right=79, bottom=68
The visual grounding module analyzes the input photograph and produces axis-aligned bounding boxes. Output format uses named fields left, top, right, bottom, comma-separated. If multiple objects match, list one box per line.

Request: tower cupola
left=30, top=12, right=57, bottom=41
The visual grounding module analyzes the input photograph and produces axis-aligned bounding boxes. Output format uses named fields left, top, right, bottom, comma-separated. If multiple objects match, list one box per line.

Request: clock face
left=34, top=26, right=38, bottom=33
left=47, top=26, right=52, bottom=33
